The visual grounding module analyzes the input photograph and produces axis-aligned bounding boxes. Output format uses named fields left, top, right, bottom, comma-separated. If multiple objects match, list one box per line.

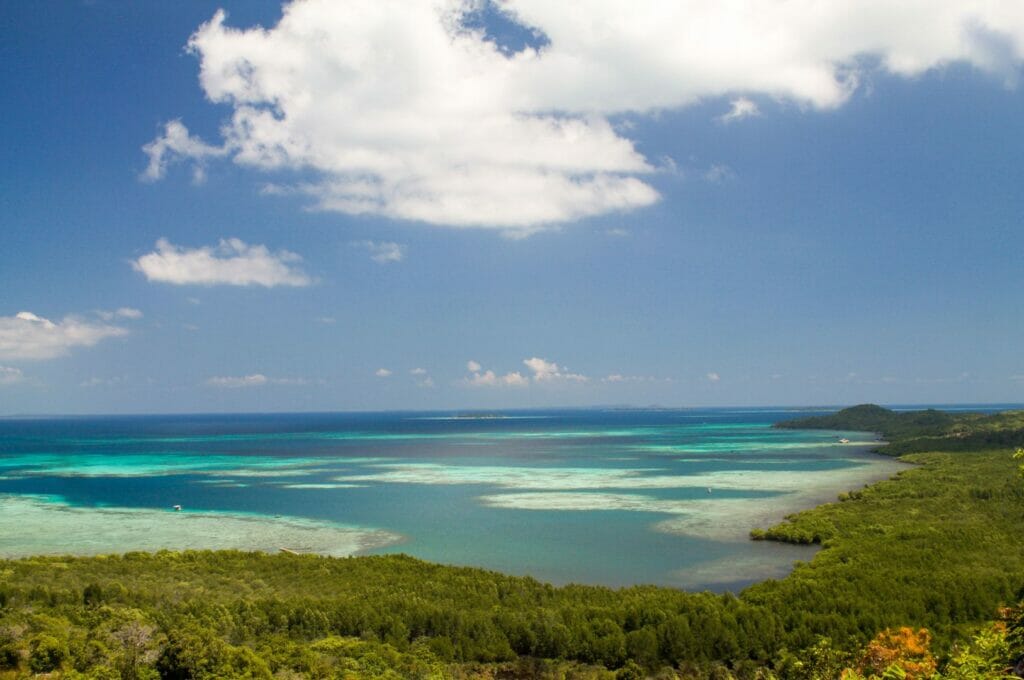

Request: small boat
left=707, top=487, right=712, bottom=494
left=838, top=438, right=850, bottom=444
left=172, top=504, right=182, bottom=511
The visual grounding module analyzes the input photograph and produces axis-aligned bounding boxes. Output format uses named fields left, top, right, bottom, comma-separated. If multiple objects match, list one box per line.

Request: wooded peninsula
left=1, top=405, right=1023, bottom=679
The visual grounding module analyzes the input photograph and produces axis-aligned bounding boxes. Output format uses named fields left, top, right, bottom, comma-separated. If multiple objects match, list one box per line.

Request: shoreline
left=0, top=432, right=904, bottom=594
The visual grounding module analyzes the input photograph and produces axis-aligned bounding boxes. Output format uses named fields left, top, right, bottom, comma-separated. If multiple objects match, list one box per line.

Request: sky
left=1, top=0, right=1023, bottom=414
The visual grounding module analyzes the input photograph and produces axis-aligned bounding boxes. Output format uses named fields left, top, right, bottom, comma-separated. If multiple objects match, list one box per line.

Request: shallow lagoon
left=0, top=408, right=905, bottom=590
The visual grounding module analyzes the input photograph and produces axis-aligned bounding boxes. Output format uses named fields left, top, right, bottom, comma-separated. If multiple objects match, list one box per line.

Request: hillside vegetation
left=776, top=403, right=1024, bottom=454
left=0, top=408, right=1022, bottom=678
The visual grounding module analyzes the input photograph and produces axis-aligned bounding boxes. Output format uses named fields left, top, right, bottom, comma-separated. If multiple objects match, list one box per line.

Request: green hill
left=776, top=404, right=1024, bottom=454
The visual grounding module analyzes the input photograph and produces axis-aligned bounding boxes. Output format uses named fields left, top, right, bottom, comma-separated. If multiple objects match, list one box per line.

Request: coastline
left=0, top=424, right=905, bottom=592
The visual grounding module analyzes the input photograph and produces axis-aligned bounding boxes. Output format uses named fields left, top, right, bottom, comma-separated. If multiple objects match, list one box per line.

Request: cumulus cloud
left=465, top=369, right=530, bottom=387
left=463, top=357, right=585, bottom=387
left=717, top=97, right=760, bottom=124
left=0, top=311, right=128, bottom=361
left=145, top=1, right=1024, bottom=233
left=133, top=238, right=311, bottom=287
left=463, top=359, right=528, bottom=387
left=523, top=357, right=587, bottom=382
left=706, top=372, right=721, bottom=383
left=0, top=366, right=24, bottom=385
left=411, top=367, right=428, bottom=375
left=355, top=240, right=406, bottom=263
left=375, top=368, right=393, bottom=377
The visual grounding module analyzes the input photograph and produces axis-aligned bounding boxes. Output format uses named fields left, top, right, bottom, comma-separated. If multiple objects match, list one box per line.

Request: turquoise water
left=0, top=408, right=909, bottom=590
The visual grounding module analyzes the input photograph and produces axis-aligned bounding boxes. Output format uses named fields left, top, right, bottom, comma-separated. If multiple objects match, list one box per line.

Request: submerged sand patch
left=0, top=494, right=400, bottom=558
left=340, top=456, right=904, bottom=496
left=476, top=454, right=907, bottom=542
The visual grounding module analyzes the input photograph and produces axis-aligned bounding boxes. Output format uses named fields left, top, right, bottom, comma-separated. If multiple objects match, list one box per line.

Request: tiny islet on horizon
left=0, top=407, right=907, bottom=589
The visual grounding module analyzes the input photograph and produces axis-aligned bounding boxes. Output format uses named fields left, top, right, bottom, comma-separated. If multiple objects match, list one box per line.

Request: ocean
left=0, top=406, right=945, bottom=590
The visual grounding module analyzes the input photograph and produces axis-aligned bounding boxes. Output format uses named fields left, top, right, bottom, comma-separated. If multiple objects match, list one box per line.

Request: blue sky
left=2, top=1, right=1023, bottom=414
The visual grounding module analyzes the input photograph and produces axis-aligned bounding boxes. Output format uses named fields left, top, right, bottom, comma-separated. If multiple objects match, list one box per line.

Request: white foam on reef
left=476, top=456, right=907, bottom=542
left=337, top=457, right=905, bottom=495
left=0, top=494, right=400, bottom=558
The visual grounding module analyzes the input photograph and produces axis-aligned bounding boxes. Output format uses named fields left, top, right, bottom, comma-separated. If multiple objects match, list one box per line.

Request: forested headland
left=1, top=406, right=1023, bottom=678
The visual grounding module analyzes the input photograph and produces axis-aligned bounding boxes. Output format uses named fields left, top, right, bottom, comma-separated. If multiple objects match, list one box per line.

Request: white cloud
left=463, top=357, right=585, bottom=387
left=375, top=368, right=393, bottom=377
left=97, top=307, right=143, bottom=321
left=0, top=366, right=24, bottom=385
left=717, top=97, right=760, bottom=124
left=408, top=368, right=434, bottom=387
left=605, top=228, right=630, bottom=237
left=204, top=374, right=314, bottom=389
left=142, top=119, right=228, bottom=182
left=0, top=311, right=128, bottom=361
left=355, top=240, right=406, bottom=264
left=80, top=376, right=126, bottom=388
left=602, top=373, right=669, bottom=383
left=315, top=316, right=336, bottom=324
left=147, top=1, right=1024, bottom=233
left=206, top=374, right=268, bottom=388
left=706, top=372, right=721, bottom=383
left=272, top=376, right=317, bottom=386
left=463, top=360, right=528, bottom=387
left=133, top=238, right=311, bottom=287
left=465, top=369, right=530, bottom=387
left=703, top=164, right=735, bottom=183
left=523, top=356, right=587, bottom=382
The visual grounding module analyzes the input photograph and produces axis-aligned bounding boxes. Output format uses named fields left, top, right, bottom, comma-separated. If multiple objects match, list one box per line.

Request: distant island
left=776, top=402, right=1024, bottom=454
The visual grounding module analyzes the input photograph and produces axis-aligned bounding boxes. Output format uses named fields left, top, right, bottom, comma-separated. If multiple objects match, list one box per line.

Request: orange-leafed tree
left=856, top=627, right=937, bottom=679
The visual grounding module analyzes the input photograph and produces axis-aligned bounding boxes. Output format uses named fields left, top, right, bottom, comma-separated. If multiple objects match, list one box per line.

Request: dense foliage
left=0, top=408, right=1023, bottom=677
left=747, top=450, right=1024, bottom=648
left=776, top=404, right=1024, bottom=454
left=774, top=405, right=957, bottom=439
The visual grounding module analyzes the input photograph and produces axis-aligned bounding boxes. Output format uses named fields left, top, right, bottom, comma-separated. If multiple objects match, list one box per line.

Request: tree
left=854, top=627, right=936, bottom=679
